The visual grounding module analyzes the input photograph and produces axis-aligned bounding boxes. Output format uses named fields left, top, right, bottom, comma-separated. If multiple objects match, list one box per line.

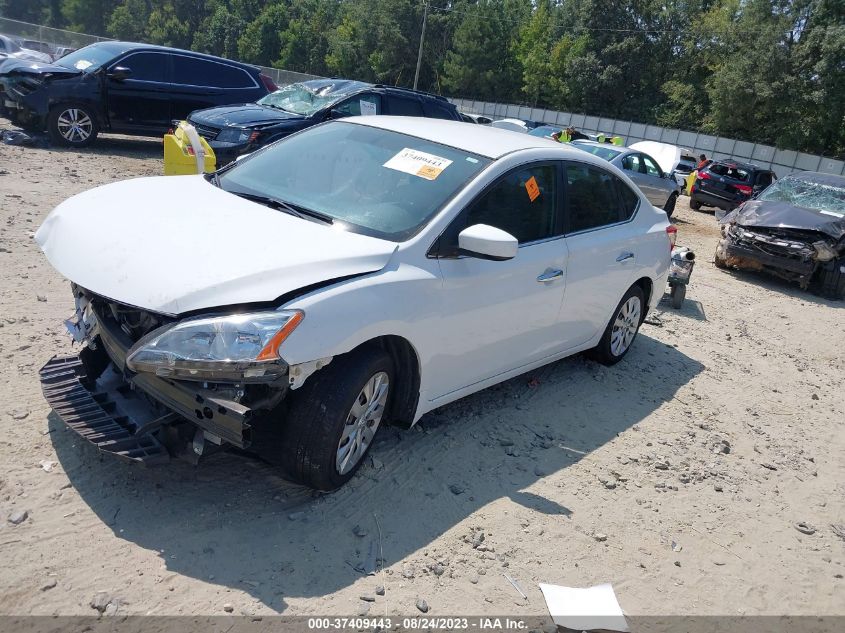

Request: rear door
left=620, top=153, right=659, bottom=205
left=639, top=153, right=671, bottom=205
left=170, top=54, right=262, bottom=120
left=106, top=51, right=173, bottom=132
left=559, top=161, right=643, bottom=348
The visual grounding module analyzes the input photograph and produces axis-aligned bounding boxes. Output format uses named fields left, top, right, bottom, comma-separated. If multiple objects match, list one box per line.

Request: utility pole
left=413, top=0, right=428, bottom=91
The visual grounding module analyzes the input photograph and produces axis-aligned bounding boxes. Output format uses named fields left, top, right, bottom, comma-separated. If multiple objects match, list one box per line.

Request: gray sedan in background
left=571, top=140, right=681, bottom=217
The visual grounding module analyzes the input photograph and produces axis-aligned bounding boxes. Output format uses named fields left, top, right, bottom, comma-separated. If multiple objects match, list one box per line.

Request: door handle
left=536, top=268, right=564, bottom=283
left=616, top=252, right=635, bottom=263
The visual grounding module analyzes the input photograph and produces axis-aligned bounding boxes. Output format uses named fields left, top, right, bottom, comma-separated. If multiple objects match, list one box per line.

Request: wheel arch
left=632, top=276, right=654, bottom=319
left=360, top=334, right=421, bottom=429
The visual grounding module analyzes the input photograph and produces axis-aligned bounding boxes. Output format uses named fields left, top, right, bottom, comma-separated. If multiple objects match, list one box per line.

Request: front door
left=106, top=51, right=172, bottom=132
left=429, top=163, right=569, bottom=399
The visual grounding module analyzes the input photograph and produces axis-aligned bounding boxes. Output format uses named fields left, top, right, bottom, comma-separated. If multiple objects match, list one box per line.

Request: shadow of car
left=50, top=333, right=703, bottom=611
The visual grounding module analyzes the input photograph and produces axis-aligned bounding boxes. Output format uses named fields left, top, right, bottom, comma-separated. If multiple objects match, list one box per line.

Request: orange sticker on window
left=525, top=176, right=540, bottom=202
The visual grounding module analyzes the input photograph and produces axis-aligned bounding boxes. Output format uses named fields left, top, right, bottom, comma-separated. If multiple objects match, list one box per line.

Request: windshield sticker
left=525, top=176, right=540, bottom=202
left=360, top=100, right=377, bottom=116
left=74, top=60, right=93, bottom=70
left=383, top=148, right=453, bottom=180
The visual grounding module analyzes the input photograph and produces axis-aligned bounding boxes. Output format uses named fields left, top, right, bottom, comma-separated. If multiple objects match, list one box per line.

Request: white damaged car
left=37, top=117, right=672, bottom=490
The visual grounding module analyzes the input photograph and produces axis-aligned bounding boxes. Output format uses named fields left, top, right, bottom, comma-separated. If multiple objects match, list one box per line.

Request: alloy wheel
left=610, top=295, right=642, bottom=357
left=56, top=108, right=93, bottom=143
left=336, top=371, right=389, bottom=475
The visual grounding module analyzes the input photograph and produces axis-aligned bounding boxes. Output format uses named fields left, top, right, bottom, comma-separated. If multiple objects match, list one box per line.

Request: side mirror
left=458, top=224, right=518, bottom=261
left=108, top=65, right=132, bottom=81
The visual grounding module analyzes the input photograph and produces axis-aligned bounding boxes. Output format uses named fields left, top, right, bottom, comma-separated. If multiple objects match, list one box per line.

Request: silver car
left=571, top=140, right=680, bottom=217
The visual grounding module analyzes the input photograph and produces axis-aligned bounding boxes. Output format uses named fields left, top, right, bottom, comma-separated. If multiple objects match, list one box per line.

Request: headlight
left=215, top=128, right=257, bottom=144
left=126, top=310, right=303, bottom=382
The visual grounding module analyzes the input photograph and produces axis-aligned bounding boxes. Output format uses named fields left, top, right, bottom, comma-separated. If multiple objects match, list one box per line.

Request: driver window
left=642, top=155, right=662, bottom=177
left=437, top=164, right=559, bottom=257
left=333, top=94, right=382, bottom=117
left=622, top=154, right=643, bottom=173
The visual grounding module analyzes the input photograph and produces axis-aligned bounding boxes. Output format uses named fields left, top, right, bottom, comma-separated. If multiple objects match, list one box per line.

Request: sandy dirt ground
left=0, top=121, right=843, bottom=622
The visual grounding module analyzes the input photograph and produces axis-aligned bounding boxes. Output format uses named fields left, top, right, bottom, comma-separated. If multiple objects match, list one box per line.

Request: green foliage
left=1, top=0, right=843, bottom=156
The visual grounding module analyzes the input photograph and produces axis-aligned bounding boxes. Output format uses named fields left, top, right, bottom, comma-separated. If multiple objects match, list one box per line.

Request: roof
left=346, top=116, right=569, bottom=159
left=85, top=41, right=260, bottom=71
left=788, top=171, right=845, bottom=187
left=571, top=139, right=628, bottom=152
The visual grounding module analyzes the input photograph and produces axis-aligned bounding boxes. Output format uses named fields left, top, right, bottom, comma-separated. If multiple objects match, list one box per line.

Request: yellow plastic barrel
left=163, top=122, right=216, bottom=175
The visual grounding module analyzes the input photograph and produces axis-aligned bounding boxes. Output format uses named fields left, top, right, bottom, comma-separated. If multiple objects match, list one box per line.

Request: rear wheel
left=588, top=285, right=645, bottom=365
left=274, top=345, right=394, bottom=490
left=48, top=103, right=98, bottom=147
left=689, top=197, right=702, bottom=211
left=663, top=193, right=678, bottom=218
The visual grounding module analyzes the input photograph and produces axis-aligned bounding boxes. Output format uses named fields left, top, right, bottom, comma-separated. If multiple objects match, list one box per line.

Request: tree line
left=2, top=0, right=843, bottom=158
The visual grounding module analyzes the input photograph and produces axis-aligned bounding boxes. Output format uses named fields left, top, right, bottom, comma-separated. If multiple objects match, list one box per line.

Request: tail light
left=666, top=224, right=677, bottom=251
left=697, top=171, right=711, bottom=180
left=735, top=184, right=753, bottom=196
left=259, top=74, right=278, bottom=92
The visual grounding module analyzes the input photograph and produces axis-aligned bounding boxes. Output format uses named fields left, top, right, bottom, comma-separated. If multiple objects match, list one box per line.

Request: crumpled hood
left=35, top=176, right=397, bottom=315
left=722, top=199, right=845, bottom=241
left=0, top=57, right=80, bottom=77
left=190, top=103, right=305, bottom=128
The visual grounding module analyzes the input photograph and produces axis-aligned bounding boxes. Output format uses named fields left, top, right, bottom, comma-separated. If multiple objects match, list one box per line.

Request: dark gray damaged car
left=715, top=171, right=845, bottom=299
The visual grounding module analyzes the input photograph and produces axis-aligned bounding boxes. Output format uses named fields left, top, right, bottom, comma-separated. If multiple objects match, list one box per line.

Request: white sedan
left=36, top=117, right=672, bottom=490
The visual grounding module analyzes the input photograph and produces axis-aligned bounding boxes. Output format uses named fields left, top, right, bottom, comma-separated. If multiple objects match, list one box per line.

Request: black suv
left=690, top=160, right=777, bottom=211
left=187, top=79, right=463, bottom=166
left=0, top=41, right=274, bottom=147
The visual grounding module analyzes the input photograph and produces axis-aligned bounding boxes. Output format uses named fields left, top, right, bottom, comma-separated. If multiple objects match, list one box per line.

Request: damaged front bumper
left=40, top=301, right=281, bottom=466
left=716, top=223, right=840, bottom=288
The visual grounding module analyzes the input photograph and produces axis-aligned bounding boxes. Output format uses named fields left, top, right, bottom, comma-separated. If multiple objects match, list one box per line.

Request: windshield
left=758, top=176, right=845, bottom=216
left=1, top=37, right=22, bottom=52
left=258, top=83, right=348, bottom=116
left=55, top=44, right=118, bottom=71
left=571, top=142, right=622, bottom=161
left=528, top=126, right=560, bottom=138
left=218, top=122, right=491, bottom=241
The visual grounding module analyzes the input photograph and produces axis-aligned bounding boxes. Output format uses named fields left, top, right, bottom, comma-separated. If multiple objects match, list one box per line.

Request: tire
left=48, top=103, right=99, bottom=147
left=689, top=197, right=702, bottom=211
left=670, top=284, right=686, bottom=309
left=810, top=257, right=845, bottom=300
left=588, top=285, right=646, bottom=366
left=663, top=193, right=678, bottom=218
left=273, top=345, right=394, bottom=490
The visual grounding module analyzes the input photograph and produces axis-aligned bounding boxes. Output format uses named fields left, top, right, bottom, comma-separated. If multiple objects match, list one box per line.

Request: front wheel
left=588, top=285, right=645, bottom=365
left=663, top=193, right=678, bottom=218
left=48, top=103, right=99, bottom=147
left=275, top=345, right=394, bottom=490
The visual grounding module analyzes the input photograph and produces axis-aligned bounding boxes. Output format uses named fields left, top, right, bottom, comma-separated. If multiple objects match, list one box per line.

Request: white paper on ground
left=538, top=582, right=629, bottom=632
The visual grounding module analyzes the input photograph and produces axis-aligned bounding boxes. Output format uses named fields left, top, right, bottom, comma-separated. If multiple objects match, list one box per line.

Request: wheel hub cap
left=336, top=371, right=389, bottom=475
left=610, top=296, right=642, bottom=357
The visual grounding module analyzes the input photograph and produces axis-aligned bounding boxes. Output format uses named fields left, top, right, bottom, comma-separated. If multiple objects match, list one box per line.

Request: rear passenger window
left=422, top=102, right=456, bottom=120
left=172, top=55, right=255, bottom=88
left=116, top=52, right=169, bottom=82
left=617, top=180, right=640, bottom=220
left=566, top=163, right=624, bottom=232
left=387, top=96, right=424, bottom=117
